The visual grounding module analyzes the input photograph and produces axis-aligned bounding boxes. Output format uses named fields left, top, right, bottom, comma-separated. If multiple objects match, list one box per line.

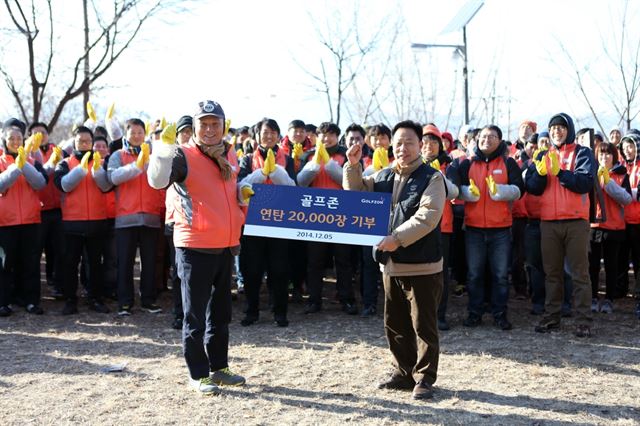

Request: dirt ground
left=1, top=278, right=639, bottom=426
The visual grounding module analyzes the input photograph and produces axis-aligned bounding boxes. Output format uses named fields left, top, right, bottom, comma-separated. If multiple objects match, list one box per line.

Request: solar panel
left=440, top=0, right=485, bottom=34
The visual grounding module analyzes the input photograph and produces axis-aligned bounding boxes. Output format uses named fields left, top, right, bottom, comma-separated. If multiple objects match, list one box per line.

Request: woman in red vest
left=589, top=142, right=632, bottom=314
left=0, top=119, right=47, bottom=316
left=54, top=126, right=112, bottom=314
left=238, top=117, right=295, bottom=327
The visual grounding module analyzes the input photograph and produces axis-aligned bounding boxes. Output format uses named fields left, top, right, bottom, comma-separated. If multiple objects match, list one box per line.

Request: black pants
left=0, top=224, right=41, bottom=307
left=617, top=224, right=640, bottom=298
left=511, top=217, right=527, bottom=295
left=166, top=232, right=182, bottom=317
left=361, top=245, right=381, bottom=308
left=63, top=231, right=105, bottom=303
left=287, top=239, right=307, bottom=292
left=39, top=209, right=64, bottom=292
left=438, top=233, right=451, bottom=319
left=177, top=247, right=233, bottom=379
left=383, top=272, right=442, bottom=385
left=451, top=205, right=467, bottom=286
left=240, top=235, right=289, bottom=318
left=306, top=241, right=354, bottom=306
left=116, top=226, right=158, bottom=307
left=590, top=236, right=622, bottom=300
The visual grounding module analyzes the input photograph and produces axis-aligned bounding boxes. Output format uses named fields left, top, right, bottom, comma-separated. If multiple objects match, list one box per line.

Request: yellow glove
left=86, top=101, right=97, bottom=123
left=292, top=143, right=304, bottom=161
left=372, top=147, right=389, bottom=170
left=598, top=166, right=610, bottom=185
left=24, top=132, right=43, bottom=153
left=241, top=186, right=254, bottom=203
left=49, top=146, right=63, bottom=166
left=80, top=151, right=91, bottom=172
left=160, top=116, right=167, bottom=131
left=485, top=175, right=497, bottom=196
left=532, top=147, right=547, bottom=162
left=236, top=149, right=244, bottom=159
left=92, top=151, right=102, bottom=172
left=469, top=178, right=480, bottom=198
left=534, top=157, right=547, bottom=176
left=262, top=148, right=276, bottom=176
left=548, top=150, right=560, bottom=176
left=106, top=102, right=116, bottom=120
left=430, top=158, right=441, bottom=171
left=224, top=119, right=231, bottom=137
left=145, top=121, right=152, bottom=137
left=136, top=144, right=150, bottom=169
left=15, top=146, right=27, bottom=170
left=314, top=142, right=330, bottom=165
left=161, top=123, right=177, bottom=145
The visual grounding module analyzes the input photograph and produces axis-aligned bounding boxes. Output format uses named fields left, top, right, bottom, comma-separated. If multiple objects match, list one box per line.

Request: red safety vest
left=251, top=148, right=287, bottom=185
left=440, top=163, right=453, bottom=233
left=0, top=154, right=41, bottom=226
left=105, top=191, right=116, bottom=219
left=173, top=142, right=245, bottom=248
left=624, top=159, right=640, bottom=224
left=307, top=151, right=345, bottom=190
left=38, top=144, right=61, bottom=211
left=114, top=149, right=164, bottom=218
left=538, top=143, right=590, bottom=221
left=593, top=171, right=627, bottom=230
left=465, top=155, right=512, bottom=228
left=60, top=156, right=107, bottom=221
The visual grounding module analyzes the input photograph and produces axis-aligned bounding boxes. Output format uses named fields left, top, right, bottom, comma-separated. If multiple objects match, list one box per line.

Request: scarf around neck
left=194, top=138, right=233, bottom=181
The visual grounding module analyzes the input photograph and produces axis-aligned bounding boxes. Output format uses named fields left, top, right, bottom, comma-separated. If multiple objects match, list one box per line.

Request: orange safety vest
left=308, top=151, right=345, bottom=190
left=440, top=163, right=453, bottom=233
left=511, top=157, right=528, bottom=219
left=0, top=154, right=41, bottom=226
left=538, top=143, right=590, bottom=221
left=624, top=159, right=640, bottom=224
left=114, top=149, right=164, bottom=218
left=105, top=191, right=116, bottom=219
left=465, top=155, right=512, bottom=228
left=38, top=144, right=61, bottom=211
left=593, top=172, right=627, bottom=231
left=60, top=156, right=107, bottom=221
left=173, top=142, right=245, bottom=248
left=251, top=147, right=287, bottom=185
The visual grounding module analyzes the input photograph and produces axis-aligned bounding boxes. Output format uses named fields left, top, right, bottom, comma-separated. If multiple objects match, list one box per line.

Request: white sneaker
left=189, top=377, right=220, bottom=394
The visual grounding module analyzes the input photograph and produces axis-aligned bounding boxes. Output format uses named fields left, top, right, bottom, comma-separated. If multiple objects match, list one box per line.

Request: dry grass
left=1, top=283, right=640, bottom=426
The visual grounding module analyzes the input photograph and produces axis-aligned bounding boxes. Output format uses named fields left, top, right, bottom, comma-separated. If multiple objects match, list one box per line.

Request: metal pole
left=463, top=25, right=469, bottom=124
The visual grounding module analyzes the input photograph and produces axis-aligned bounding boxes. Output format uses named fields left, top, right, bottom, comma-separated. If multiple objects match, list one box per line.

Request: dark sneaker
left=89, top=301, right=110, bottom=314
left=171, top=317, right=183, bottom=330
left=377, top=374, right=415, bottom=390
left=26, top=304, right=44, bottom=315
left=210, top=367, right=246, bottom=386
left=118, top=305, right=132, bottom=316
left=534, top=318, right=560, bottom=333
left=0, top=305, right=12, bottom=317
left=412, top=380, right=434, bottom=400
left=635, top=302, right=640, bottom=319
left=575, top=324, right=592, bottom=338
left=463, top=314, right=482, bottom=327
left=289, top=289, right=304, bottom=303
left=453, top=284, right=466, bottom=298
left=240, top=314, right=259, bottom=327
left=274, top=314, right=289, bottom=327
left=494, top=315, right=512, bottom=331
left=62, top=302, right=79, bottom=315
left=361, top=305, right=377, bottom=317
left=304, top=303, right=321, bottom=314
left=437, top=318, right=450, bottom=331
left=189, top=376, right=220, bottom=395
left=342, top=302, right=358, bottom=315
left=141, top=303, right=162, bottom=314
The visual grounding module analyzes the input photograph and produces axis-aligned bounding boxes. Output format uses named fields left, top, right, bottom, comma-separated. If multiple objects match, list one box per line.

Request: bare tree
left=0, top=0, right=188, bottom=130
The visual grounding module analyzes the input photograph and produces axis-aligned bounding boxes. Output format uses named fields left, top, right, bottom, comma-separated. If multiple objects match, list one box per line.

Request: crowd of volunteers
left=2, top=101, right=640, bottom=395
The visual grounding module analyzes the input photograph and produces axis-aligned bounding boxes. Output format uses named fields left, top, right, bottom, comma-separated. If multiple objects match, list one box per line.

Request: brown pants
left=540, top=219, right=592, bottom=325
left=383, top=272, right=442, bottom=385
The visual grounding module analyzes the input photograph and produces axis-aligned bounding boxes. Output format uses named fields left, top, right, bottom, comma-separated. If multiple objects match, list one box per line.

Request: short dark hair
left=94, top=125, right=108, bottom=139
left=28, top=122, right=49, bottom=134
left=288, top=119, right=305, bottom=130
left=258, top=117, right=280, bottom=135
left=367, top=123, right=391, bottom=140
left=595, top=141, right=619, bottom=165
left=126, top=118, right=145, bottom=130
left=392, top=120, right=422, bottom=140
left=481, top=124, right=503, bottom=141
left=94, top=135, right=108, bottom=145
left=317, top=122, right=340, bottom=136
left=305, top=123, right=317, bottom=134
left=73, top=125, right=94, bottom=139
left=344, top=123, right=365, bottom=138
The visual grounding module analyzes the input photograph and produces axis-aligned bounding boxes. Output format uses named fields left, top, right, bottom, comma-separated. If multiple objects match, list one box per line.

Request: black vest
left=373, top=164, right=442, bottom=264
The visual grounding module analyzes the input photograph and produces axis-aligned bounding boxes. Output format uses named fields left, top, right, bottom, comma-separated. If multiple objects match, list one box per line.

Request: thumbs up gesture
left=92, top=151, right=102, bottom=172
left=469, top=178, right=480, bottom=198
left=136, top=143, right=150, bottom=169
left=292, top=143, right=304, bottom=161
left=373, top=147, right=389, bottom=171
left=262, top=148, right=276, bottom=176
left=485, top=175, right=497, bottom=196
left=16, top=146, right=27, bottom=170
left=161, top=123, right=177, bottom=145
left=314, top=142, right=330, bottom=165
left=548, top=150, right=560, bottom=176
left=24, top=132, right=43, bottom=154
left=80, top=151, right=91, bottom=172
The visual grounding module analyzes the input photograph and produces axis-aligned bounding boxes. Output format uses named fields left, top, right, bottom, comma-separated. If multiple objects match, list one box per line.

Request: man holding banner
left=343, top=120, right=446, bottom=401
